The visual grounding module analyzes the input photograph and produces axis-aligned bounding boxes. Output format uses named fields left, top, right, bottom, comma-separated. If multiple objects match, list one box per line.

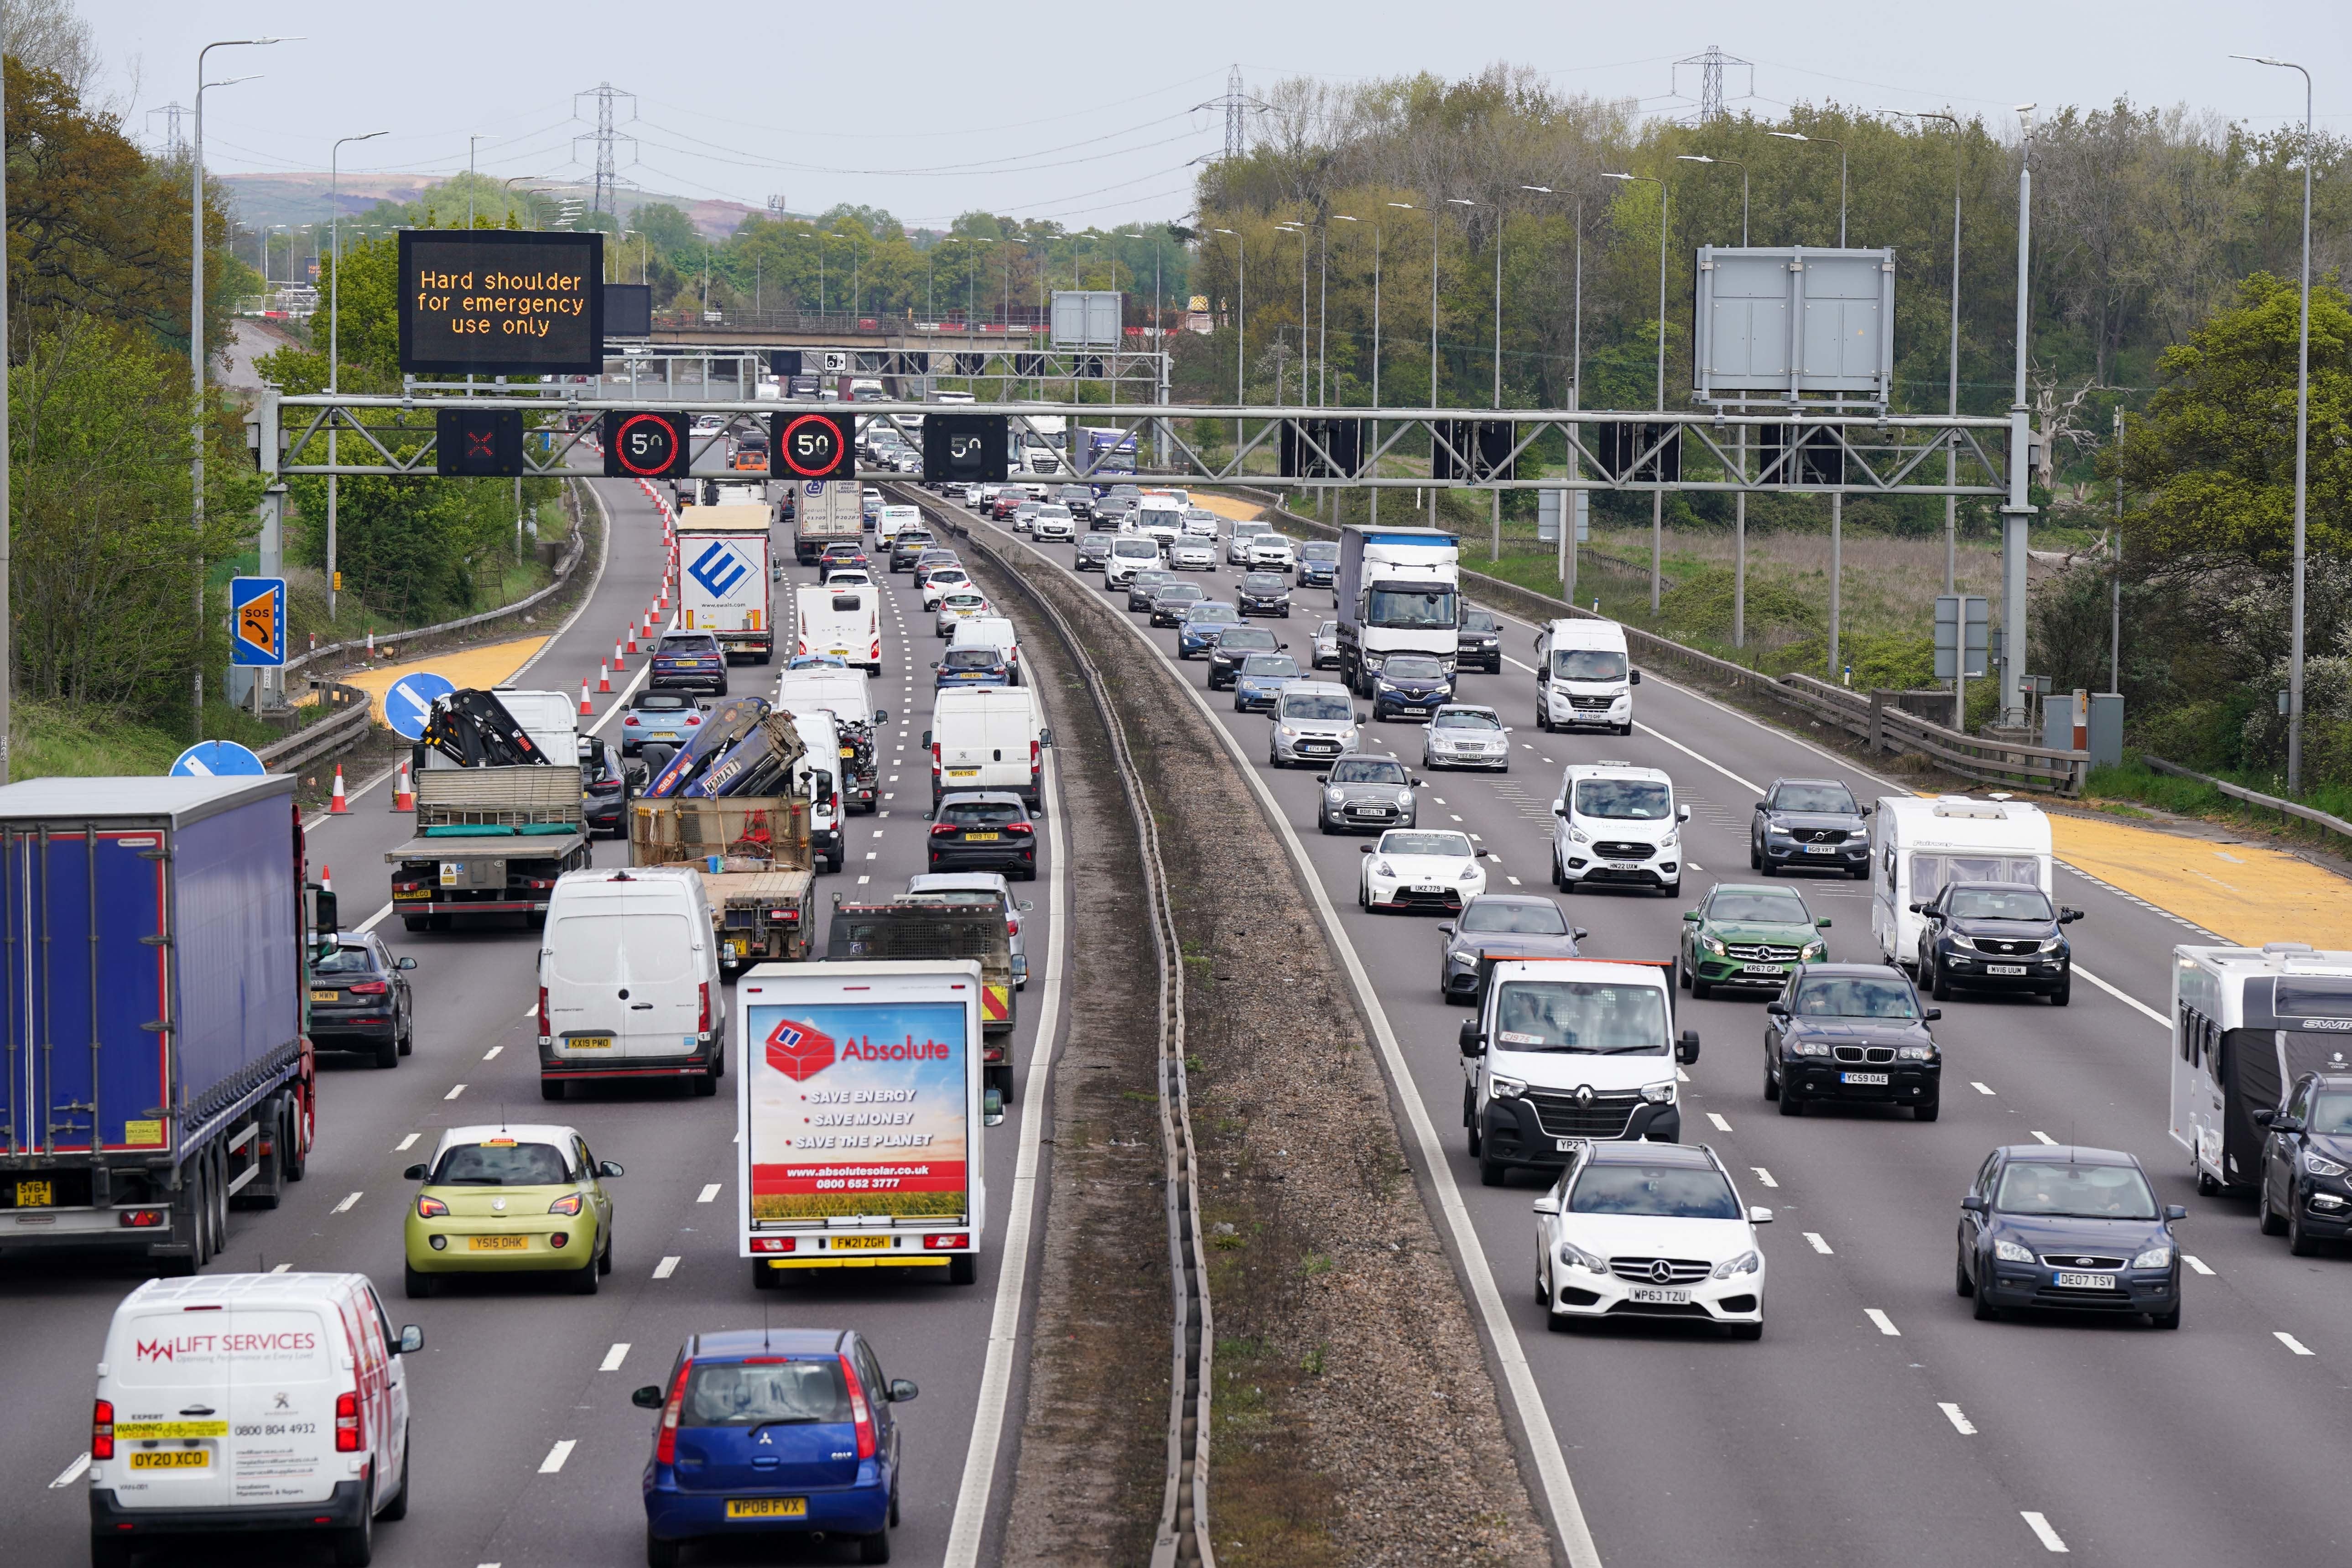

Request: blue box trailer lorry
left=0, top=775, right=320, bottom=1273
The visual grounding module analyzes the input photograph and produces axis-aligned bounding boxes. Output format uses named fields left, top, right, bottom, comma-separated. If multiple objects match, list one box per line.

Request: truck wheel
left=282, top=1100, right=309, bottom=1182
left=331, top=1495, right=374, bottom=1566
left=947, top=1252, right=977, bottom=1286
left=402, top=917, right=432, bottom=933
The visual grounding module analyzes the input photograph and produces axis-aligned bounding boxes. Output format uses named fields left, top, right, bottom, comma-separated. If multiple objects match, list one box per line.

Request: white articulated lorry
left=1334, top=526, right=1462, bottom=697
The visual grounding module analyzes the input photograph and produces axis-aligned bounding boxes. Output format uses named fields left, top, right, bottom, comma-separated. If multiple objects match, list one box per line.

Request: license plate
left=15, top=1179, right=52, bottom=1208
left=1988, top=964, right=2027, bottom=976
left=568, top=1036, right=614, bottom=1051
left=966, top=831, right=1001, bottom=841
left=2055, top=1271, right=2115, bottom=1290
left=310, top=989, right=339, bottom=1003
left=1353, top=806, right=1391, bottom=817
left=1410, top=885, right=1448, bottom=895
left=1840, top=1072, right=1890, bottom=1085
left=1628, top=1287, right=1690, bottom=1305
left=1606, top=861, right=1644, bottom=872
left=1741, top=963, right=1785, bottom=975
left=1804, top=844, right=1836, bottom=854
left=129, top=1451, right=210, bottom=1469
left=726, top=1498, right=809, bottom=1519
left=469, top=1235, right=529, bottom=1251
left=947, top=767, right=979, bottom=778
left=832, top=1235, right=890, bottom=1250
left=839, top=745, right=857, bottom=757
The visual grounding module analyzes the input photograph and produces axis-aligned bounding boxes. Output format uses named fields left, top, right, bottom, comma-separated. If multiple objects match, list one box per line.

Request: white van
left=1870, top=794, right=2054, bottom=969
left=538, top=867, right=726, bottom=1098
left=929, top=686, right=1048, bottom=813
left=775, top=669, right=881, bottom=730
left=874, top=504, right=922, bottom=545
left=1548, top=760, right=1687, bottom=896
left=1103, top=534, right=1163, bottom=589
left=793, top=584, right=880, bottom=675
left=783, top=707, right=846, bottom=872
left=1534, top=620, right=1639, bottom=735
left=91, top=1272, right=419, bottom=1560
left=951, top=615, right=1023, bottom=685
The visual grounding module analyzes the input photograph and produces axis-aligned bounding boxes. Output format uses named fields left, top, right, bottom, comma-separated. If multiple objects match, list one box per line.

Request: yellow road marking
left=1188, top=492, right=1264, bottom=523
left=310, top=636, right=552, bottom=725
left=2046, top=811, right=2352, bottom=949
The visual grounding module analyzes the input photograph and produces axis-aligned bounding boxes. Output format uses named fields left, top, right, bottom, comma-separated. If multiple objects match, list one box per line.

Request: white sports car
left=1358, top=828, right=1488, bottom=913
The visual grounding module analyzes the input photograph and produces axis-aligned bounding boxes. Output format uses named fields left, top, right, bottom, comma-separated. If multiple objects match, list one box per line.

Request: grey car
left=1269, top=680, right=1363, bottom=766
left=1075, top=534, right=1113, bottom=571
left=1751, top=776, right=1873, bottom=879
left=1149, top=582, right=1207, bottom=627
left=1435, top=895, right=1586, bottom=1004
left=1237, top=571, right=1292, bottom=618
left=1421, top=704, right=1512, bottom=771
left=1316, top=753, right=1421, bottom=833
left=1311, top=619, right=1341, bottom=669
left=1125, top=569, right=1176, bottom=612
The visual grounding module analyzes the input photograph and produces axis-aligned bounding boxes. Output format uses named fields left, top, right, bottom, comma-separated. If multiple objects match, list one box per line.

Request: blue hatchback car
left=637, top=1329, right=918, bottom=1566
left=1232, top=651, right=1303, bottom=712
left=1176, top=604, right=1242, bottom=659
left=934, top=645, right=1011, bottom=690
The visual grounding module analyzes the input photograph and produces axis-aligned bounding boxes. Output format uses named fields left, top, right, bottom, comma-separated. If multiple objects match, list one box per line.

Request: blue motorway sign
left=384, top=672, right=456, bottom=742
left=170, top=740, right=267, bottom=778
left=229, top=577, right=287, bottom=667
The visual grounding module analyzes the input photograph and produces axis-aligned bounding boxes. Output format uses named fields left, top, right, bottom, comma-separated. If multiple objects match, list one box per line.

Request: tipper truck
left=390, top=689, right=590, bottom=931
left=677, top=500, right=775, bottom=664
left=793, top=479, right=864, bottom=564
left=632, top=712, right=818, bottom=974
left=1334, top=526, right=1462, bottom=697
left=737, top=960, right=985, bottom=1287
left=0, top=775, right=323, bottom=1272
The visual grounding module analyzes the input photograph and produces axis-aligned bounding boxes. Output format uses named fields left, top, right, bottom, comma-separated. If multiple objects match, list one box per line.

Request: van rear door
left=107, top=1303, right=341, bottom=1510
left=548, top=895, right=701, bottom=1060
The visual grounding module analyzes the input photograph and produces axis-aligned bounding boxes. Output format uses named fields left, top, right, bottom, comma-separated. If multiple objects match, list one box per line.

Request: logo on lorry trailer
left=688, top=541, right=754, bottom=600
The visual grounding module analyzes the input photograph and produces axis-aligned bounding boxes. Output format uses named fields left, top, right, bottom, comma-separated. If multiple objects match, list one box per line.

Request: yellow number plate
left=567, top=1036, right=614, bottom=1051
left=725, top=1498, right=808, bottom=1519
left=129, top=1451, right=210, bottom=1470
left=309, top=990, right=338, bottom=1003
left=16, top=1179, right=52, bottom=1208
left=965, top=831, right=999, bottom=841
left=947, top=768, right=979, bottom=778
left=831, top=1235, right=889, bottom=1250
left=468, top=1235, right=529, bottom=1251
left=839, top=745, right=857, bottom=758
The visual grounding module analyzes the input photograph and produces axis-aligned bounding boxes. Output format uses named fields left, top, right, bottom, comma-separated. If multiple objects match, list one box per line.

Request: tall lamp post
left=1519, top=185, right=1584, bottom=593
left=2232, top=53, right=2315, bottom=790
left=1768, top=130, right=1847, bottom=245
left=1335, top=212, right=1379, bottom=520
left=1999, top=104, right=2040, bottom=729
left=1886, top=109, right=1967, bottom=595
left=1448, top=197, right=1505, bottom=558
left=1675, top=156, right=1755, bottom=639
left=191, top=35, right=287, bottom=729
left=326, top=129, right=386, bottom=626
left=1674, top=155, right=1748, bottom=245
left=1602, top=171, right=1670, bottom=612
left=1213, top=229, right=1246, bottom=458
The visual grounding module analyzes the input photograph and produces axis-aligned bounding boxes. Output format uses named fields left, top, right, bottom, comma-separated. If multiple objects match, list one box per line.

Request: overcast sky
left=94, top=0, right=2351, bottom=229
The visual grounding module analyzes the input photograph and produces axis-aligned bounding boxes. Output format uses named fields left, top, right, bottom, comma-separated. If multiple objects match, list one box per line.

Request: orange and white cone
left=579, top=678, right=594, bottom=716
left=614, top=636, right=628, bottom=664
left=597, top=661, right=613, bottom=694
left=624, top=624, right=638, bottom=654
left=392, top=760, right=416, bottom=813
left=328, top=766, right=349, bottom=815
left=321, top=865, right=333, bottom=896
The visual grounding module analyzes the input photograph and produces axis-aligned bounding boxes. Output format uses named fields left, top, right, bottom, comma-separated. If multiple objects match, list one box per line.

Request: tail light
left=348, top=980, right=389, bottom=996
left=839, top=1354, right=878, bottom=1460
left=537, top=986, right=550, bottom=1042
left=750, top=1236, right=797, bottom=1253
left=923, top=1233, right=969, bottom=1250
left=333, top=1390, right=363, bottom=1453
left=1006, top=917, right=1019, bottom=936
left=686, top=714, right=702, bottom=726
left=654, top=1362, right=690, bottom=1465
left=1005, top=823, right=1034, bottom=836
left=697, top=982, right=712, bottom=1036
left=930, top=823, right=958, bottom=837
left=416, top=1195, right=448, bottom=1218
left=623, top=714, right=640, bottom=728
left=92, top=1399, right=114, bottom=1460
left=932, top=741, right=942, bottom=776
left=1029, top=740, right=1041, bottom=776
left=548, top=1193, right=584, bottom=1215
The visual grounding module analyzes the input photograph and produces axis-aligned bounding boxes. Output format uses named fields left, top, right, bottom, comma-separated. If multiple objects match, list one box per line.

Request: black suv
left=1457, top=608, right=1503, bottom=672
left=1056, top=484, right=1095, bottom=521
left=2256, top=1073, right=2352, bottom=1254
left=1751, top=777, right=1871, bottom=878
left=1765, top=963, right=1942, bottom=1119
left=1206, top=626, right=1282, bottom=690
left=1913, top=881, right=2079, bottom=1004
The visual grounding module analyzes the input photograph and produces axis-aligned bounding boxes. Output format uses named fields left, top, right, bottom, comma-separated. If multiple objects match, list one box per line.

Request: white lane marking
left=1864, top=1308, right=1901, bottom=1336
left=333, top=1191, right=364, bottom=1214
left=271, top=1262, right=291, bottom=1274
left=50, top=1452, right=90, bottom=1488
left=858, top=875, right=871, bottom=885
left=520, top=1001, right=540, bottom=1020
left=2029, top=1130, right=2057, bottom=1145
left=355, top=901, right=393, bottom=934
left=1750, top=1167, right=1777, bottom=1188
left=697, top=1183, right=722, bottom=1203
left=395, top=1133, right=420, bottom=1151
left=2021, top=1511, right=2070, bottom=1553
left=599, top=1343, right=630, bottom=1372
left=537, top=1439, right=575, bottom=1474
left=1972, top=1081, right=1996, bottom=1095
left=444, top=1084, right=467, bottom=1100
left=872, top=829, right=886, bottom=838
left=1632, top=719, right=1760, bottom=794
left=2183, top=1254, right=2214, bottom=1276
left=1939, top=1402, right=1977, bottom=1435
left=1505, top=875, right=1522, bottom=886
left=1706, top=1111, right=1733, bottom=1132
left=2276, top=1331, right=2315, bottom=1356
left=1804, top=1231, right=1833, bottom=1254
left=653, top=1255, right=681, bottom=1279
left=2074, top=963, right=2168, bottom=1026
left=1674, top=1068, right=1689, bottom=1083
left=483, top=1046, right=502, bottom=1061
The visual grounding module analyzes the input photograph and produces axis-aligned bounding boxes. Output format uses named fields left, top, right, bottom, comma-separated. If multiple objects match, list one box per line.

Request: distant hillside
left=219, top=172, right=777, bottom=238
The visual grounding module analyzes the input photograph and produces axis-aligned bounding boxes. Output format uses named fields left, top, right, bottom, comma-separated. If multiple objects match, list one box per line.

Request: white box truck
left=678, top=503, right=775, bottom=664
left=1334, top=526, right=1462, bottom=696
left=737, top=959, right=985, bottom=1287
left=1868, top=795, right=2053, bottom=970
left=795, top=583, right=880, bottom=674
left=792, top=479, right=863, bottom=564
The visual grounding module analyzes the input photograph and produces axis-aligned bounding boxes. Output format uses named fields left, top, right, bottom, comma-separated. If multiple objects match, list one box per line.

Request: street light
left=326, top=128, right=387, bottom=626
left=2233, top=53, right=2316, bottom=790
left=191, top=35, right=292, bottom=729
left=1603, top=171, right=1671, bottom=612
left=1520, top=185, right=1585, bottom=591
left=1885, top=109, right=1967, bottom=594
left=1768, top=130, right=1846, bottom=245
left=1212, top=229, right=1246, bottom=447
left=1674, top=155, right=1748, bottom=245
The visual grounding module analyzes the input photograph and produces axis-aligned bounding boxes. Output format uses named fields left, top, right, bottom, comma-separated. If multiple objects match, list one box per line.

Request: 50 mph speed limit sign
left=600, top=410, right=693, bottom=478
left=771, top=411, right=854, bottom=479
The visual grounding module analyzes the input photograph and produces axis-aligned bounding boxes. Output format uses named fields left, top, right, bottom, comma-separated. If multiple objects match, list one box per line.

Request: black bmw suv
left=1764, top=963, right=1942, bottom=1119
left=1751, top=776, right=1871, bottom=878
left=1913, top=881, right=2080, bottom=1004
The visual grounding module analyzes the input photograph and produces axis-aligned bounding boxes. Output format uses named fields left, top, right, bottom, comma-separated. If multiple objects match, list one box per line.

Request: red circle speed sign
left=609, top=412, right=683, bottom=477
left=776, top=412, right=852, bottom=479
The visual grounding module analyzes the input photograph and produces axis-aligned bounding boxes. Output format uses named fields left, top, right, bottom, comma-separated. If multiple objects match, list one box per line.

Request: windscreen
left=1432, top=710, right=1502, bottom=730
left=549, top=912, right=694, bottom=984
left=1240, top=656, right=1300, bottom=678
left=1575, top=780, right=1672, bottom=820
left=1242, top=574, right=1287, bottom=592
left=1792, top=977, right=1919, bottom=1018
left=1382, top=831, right=1472, bottom=857
left=634, top=693, right=691, bottom=712
left=942, top=798, right=1025, bottom=825
left=2309, top=1093, right=2352, bottom=1135
left=1551, top=648, right=1627, bottom=681
left=1774, top=782, right=1857, bottom=813
left=1490, top=979, right=1668, bottom=1054
left=1302, top=543, right=1338, bottom=560
left=661, top=636, right=721, bottom=655
left=1461, top=901, right=1568, bottom=936
left=942, top=648, right=1002, bottom=670
left=1707, top=891, right=1813, bottom=924
left=1218, top=630, right=1277, bottom=654
left=1568, top=1164, right=1739, bottom=1219
left=1282, top=692, right=1352, bottom=722
left=1365, top=585, right=1457, bottom=628
left=1384, top=656, right=1447, bottom=679
left=1994, top=1161, right=2158, bottom=1220
left=1187, top=605, right=1240, bottom=625
left=1113, top=540, right=1159, bottom=558
left=1155, top=585, right=1203, bottom=604
left=432, top=1141, right=572, bottom=1185
left=681, top=1360, right=850, bottom=1427
left=1946, top=887, right=2053, bottom=920
left=1329, top=758, right=1405, bottom=784
left=1463, top=609, right=1497, bottom=631
left=314, top=945, right=379, bottom=975
left=1910, top=855, right=2040, bottom=901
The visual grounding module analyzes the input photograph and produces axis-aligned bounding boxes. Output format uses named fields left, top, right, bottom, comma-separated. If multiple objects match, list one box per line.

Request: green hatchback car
left=1676, top=883, right=1830, bottom=998
left=402, top=1123, right=621, bottom=1298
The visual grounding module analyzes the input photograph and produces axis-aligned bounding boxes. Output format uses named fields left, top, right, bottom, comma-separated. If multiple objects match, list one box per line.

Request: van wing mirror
left=1040, top=728, right=1053, bottom=748
left=1458, top=1020, right=1484, bottom=1057
left=397, top=1325, right=423, bottom=1355
left=1675, top=1029, right=1702, bottom=1064
left=874, top=709, right=889, bottom=724
left=1629, top=669, right=1642, bottom=685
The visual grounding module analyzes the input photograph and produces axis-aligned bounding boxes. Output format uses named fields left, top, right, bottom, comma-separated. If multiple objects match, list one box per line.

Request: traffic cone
left=392, top=760, right=416, bottom=813
left=624, top=624, right=638, bottom=654
left=328, top=766, right=349, bottom=815
left=321, top=865, right=333, bottom=896
left=597, top=661, right=613, bottom=694
left=614, top=636, right=629, bottom=666
left=578, top=679, right=593, bottom=716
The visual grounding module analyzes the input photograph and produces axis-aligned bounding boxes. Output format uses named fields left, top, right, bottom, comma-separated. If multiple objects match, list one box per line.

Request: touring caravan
left=1869, top=795, right=2053, bottom=969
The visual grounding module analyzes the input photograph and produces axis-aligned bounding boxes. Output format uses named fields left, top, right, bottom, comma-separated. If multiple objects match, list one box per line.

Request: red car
left=990, top=490, right=1030, bottom=522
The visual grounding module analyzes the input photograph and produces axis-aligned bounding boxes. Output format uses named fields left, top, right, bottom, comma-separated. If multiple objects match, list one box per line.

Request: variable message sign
left=398, top=229, right=604, bottom=376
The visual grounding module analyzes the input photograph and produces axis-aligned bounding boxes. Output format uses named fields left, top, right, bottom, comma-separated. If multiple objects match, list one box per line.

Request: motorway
left=931, top=494, right=2351, bottom=1568
left=0, top=477, right=1061, bottom=1568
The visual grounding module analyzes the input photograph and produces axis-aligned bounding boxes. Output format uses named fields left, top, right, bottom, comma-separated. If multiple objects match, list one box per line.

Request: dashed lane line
left=653, top=1255, right=681, bottom=1279
left=333, top=1191, right=364, bottom=1214
left=1706, top=1111, right=1733, bottom=1132
left=1938, top=1402, right=1977, bottom=1436
left=2029, top=1130, right=2058, bottom=1145
left=2276, top=1331, right=2315, bottom=1356
left=2020, top=1512, right=2070, bottom=1553
left=537, top=1439, right=575, bottom=1474
left=2185, top=1255, right=2214, bottom=1275
left=50, top=1453, right=90, bottom=1488
left=1864, top=1308, right=1901, bottom=1336
left=1749, top=1167, right=1777, bottom=1188
left=696, top=1183, right=722, bottom=1203
left=599, top=1343, right=630, bottom=1372
left=444, top=1084, right=467, bottom=1100
left=1803, top=1232, right=1833, bottom=1254
left=1971, top=1082, right=1997, bottom=1095
left=395, top=1133, right=420, bottom=1151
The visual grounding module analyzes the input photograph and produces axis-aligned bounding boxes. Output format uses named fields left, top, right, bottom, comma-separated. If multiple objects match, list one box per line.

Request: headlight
left=1395, top=789, right=1414, bottom=805
left=2131, top=1244, right=2174, bottom=1269
left=1376, top=681, right=1398, bottom=693
left=1945, top=934, right=1977, bottom=952
left=1700, top=935, right=1726, bottom=956
left=2038, top=938, right=2065, bottom=954
left=1460, top=866, right=1481, bottom=882
left=1327, top=788, right=1346, bottom=804
left=548, top=1193, right=585, bottom=1216
left=1895, top=1044, right=1936, bottom=1061
left=1489, top=1075, right=1527, bottom=1100
left=2304, top=1152, right=2349, bottom=1178
left=1659, top=830, right=1680, bottom=850
left=1640, top=1081, right=1676, bottom=1104
left=1711, top=1250, right=1761, bottom=1279
left=1568, top=826, right=1590, bottom=844
left=1375, top=860, right=1395, bottom=877
left=1556, top=1239, right=1608, bottom=1274
left=1788, top=1037, right=1830, bottom=1057
left=1804, top=941, right=1828, bottom=959
left=1767, top=824, right=1793, bottom=838
left=1993, top=1238, right=2034, bottom=1263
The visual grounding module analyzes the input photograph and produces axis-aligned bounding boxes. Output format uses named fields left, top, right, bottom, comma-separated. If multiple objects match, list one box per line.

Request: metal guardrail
left=256, top=682, right=369, bottom=773
left=1221, top=486, right=2091, bottom=797
left=2141, top=755, right=2352, bottom=846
